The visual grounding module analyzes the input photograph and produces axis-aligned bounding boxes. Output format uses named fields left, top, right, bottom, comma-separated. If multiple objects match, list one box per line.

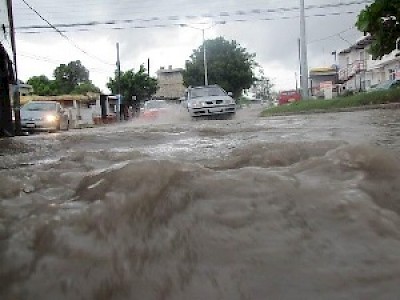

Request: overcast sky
left=3, top=0, right=372, bottom=92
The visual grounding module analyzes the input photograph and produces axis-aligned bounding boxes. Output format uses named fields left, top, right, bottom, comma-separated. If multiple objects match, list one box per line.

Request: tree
left=356, top=0, right=400, bottom=59
left=53, top=60, right=90, bottom=94
left=183, top=37, right=257, bottom=98
left=26, top=61, right=101, bottom=95
left=27, top=75, right=56, bottom=96
left=107, top=65, right=158, bottom=105
left=71, top=81, right=100, bottom=95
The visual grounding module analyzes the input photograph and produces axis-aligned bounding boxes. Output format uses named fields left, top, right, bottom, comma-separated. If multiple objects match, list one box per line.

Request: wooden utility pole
left=7, top=0, right=21, bottom=134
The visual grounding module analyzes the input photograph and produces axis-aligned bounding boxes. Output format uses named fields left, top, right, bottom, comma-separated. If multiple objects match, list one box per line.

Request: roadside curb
left=262, top=102, right=400, bottom=117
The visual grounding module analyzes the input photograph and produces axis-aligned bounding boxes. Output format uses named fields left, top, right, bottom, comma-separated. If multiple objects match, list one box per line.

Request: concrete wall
left=156, top=67, right=186, bottom=99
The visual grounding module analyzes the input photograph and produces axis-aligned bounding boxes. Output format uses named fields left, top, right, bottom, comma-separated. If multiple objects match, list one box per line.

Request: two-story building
left=155, top=66, right=186, bottom=99
left=337, top=35, right=400, bottom=93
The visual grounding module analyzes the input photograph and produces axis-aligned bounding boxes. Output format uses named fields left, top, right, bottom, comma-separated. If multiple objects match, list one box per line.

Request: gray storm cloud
left=12, top=0, right=368, bottom=90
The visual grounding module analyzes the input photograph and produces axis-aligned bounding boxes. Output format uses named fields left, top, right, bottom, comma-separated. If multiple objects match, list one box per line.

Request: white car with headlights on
left=185, top=85, right=236, bottom=119
left=20, top=101, right=70, bottom=133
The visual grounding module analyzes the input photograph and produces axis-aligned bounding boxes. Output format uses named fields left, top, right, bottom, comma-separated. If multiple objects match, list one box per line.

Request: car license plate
left=26, top=123, right=35, bottom=128
left=209, top=108, right=223, bottom=113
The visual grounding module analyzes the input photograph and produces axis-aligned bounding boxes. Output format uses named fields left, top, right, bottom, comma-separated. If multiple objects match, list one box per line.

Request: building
left=309, top=66, right=338, bottom=99
left=246, top=78, right=273, bottom=103
left=21, top=93, right=101, bottom=127
left=155, top=66, right=185, bottom=99
left=337, top=35, right=400, bottom=93
left=18, top=81, right=33, bottom=96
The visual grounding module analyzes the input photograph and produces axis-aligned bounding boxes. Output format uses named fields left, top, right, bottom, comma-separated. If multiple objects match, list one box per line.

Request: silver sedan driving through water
left=185, top=85, right=236, bottom=118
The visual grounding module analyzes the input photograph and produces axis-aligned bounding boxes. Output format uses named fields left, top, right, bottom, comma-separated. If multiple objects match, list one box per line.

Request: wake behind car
left=185, top=85, right=236, bottom=119
left=21, top=101, right=70, bottom=133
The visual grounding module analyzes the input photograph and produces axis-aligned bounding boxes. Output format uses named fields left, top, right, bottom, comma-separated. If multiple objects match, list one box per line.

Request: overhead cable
left=16, top=0, right=372, bottom=31
left=20, top=0, right=115, bottom=66
left=17, top=10, right=364, bottom=34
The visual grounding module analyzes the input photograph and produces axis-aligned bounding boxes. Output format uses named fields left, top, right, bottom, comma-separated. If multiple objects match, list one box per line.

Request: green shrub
left=261, top=88, right=400, bottom=116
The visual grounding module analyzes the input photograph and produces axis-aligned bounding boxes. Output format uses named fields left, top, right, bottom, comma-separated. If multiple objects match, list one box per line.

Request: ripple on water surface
left=1, top=141, right=400, bottom=299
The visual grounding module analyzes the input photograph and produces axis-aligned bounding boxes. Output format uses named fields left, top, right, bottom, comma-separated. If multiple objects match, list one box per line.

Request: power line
left=19, top=0, right=115, bottom=66
left=18, top=52, right=109, bottom=73
left=14, top=0, right=372, bottom=18
left=15, top=0, right=371, bottom=31
left=17, top=52, right=112, bottom=74
left=308, top=26, right=356, bottom=44
left=16, top=10, right=364, bottom=34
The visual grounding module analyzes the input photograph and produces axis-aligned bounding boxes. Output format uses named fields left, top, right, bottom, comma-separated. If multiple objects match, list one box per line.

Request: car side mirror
left=228, top=92, right=233, bottom=97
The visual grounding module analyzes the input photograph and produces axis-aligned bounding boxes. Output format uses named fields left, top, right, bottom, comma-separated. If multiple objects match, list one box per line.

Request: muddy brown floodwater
left=0, top=106, right=400, bottom=300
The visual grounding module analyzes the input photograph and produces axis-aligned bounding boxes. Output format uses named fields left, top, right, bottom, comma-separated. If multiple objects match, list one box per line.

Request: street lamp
left=180, top=22, right=225, bottom=86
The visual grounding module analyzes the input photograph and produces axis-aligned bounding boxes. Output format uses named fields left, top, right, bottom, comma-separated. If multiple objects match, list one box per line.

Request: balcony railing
left=338, top=60, right=366, bottom=81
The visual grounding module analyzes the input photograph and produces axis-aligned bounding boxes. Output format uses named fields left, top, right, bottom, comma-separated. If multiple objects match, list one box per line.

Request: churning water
left=0, top=107, right=400, bottom=299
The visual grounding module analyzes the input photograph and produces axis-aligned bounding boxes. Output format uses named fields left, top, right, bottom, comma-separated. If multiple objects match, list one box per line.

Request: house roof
left=157, top=67, right=184, bottom=74
left=309, top=66, right=337, bottom=76
left=20, top=94, right=100, bottom=105
left=338, top=35, right=374, bottom=54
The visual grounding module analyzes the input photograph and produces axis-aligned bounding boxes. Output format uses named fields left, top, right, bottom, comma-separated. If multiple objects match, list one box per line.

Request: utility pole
left=7, top=0, right=21, bottom=134
left=180, top=22, right=223, bottom=86
left=299, top=0, right=309, bottom=99
left=202, top=29, right=208, bottom=86
left=116, top=42, right=121, bottom=121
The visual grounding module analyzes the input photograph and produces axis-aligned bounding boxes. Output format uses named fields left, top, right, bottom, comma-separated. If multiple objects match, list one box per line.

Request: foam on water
left=1, top=140, right=400, bottom=299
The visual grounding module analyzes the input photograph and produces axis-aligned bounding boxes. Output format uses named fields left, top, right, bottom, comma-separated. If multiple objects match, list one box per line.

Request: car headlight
left=191, top=101, right=202, bottom=108
left=45, top=115, right=58, bottom=123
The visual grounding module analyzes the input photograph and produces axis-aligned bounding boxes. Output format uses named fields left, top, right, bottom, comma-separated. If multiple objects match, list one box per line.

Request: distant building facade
left=155, top=66, right=185, bottom=99
left=337, top=35, right=400, bottom=92
left=309, top=66, right=338, bottom=99
left=18, top=81, right=33, bottom=96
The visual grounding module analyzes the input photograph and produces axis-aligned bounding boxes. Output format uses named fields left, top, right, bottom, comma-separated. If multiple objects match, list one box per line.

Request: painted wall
left=0, top=0, right=12, bottom=58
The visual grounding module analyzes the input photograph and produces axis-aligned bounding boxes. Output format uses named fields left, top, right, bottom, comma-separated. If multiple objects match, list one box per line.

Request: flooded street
left=1, top=106, right=400, bottom=299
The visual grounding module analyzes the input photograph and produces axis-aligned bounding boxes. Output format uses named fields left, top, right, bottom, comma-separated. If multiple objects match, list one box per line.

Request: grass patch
left=261, top=88, right=400, bottom=116
left=237, top=96, right=252, bottom=107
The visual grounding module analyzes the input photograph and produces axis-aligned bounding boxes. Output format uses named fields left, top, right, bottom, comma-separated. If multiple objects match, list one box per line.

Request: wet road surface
left=1, top=106, right=400, bottom=299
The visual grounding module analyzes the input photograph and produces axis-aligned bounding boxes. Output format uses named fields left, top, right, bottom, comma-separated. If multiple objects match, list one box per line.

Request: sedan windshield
left=144, top=100, right=167, bottom=109
left=22, top=102, right=57, bottom=112
left=190, top=86, right=226, bottom=98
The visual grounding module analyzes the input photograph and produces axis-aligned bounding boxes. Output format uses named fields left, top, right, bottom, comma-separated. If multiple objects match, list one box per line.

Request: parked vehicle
left=369, top=79, right=400, bottom=91
left=185, top=85, right=236, bottom=119
left=142, top=99, right=169, bottom=119
left=277, top=90, right=301, bottom=105
left=20, top=101, right=69, bottom=133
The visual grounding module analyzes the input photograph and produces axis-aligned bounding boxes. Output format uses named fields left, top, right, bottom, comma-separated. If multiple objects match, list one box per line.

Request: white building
left=337, top=36, right=400, bottom=93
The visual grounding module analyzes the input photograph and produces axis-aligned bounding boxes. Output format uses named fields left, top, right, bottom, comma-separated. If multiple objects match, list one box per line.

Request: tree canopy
left=27, top=60, right=100, bottom=96
left=183, top=37, right=257, bottom=98
left=26, top=75, right=56, bottom=96
left=356, top=0, right=400, bottom=59
left=107, top=65, right=158, bottom=104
